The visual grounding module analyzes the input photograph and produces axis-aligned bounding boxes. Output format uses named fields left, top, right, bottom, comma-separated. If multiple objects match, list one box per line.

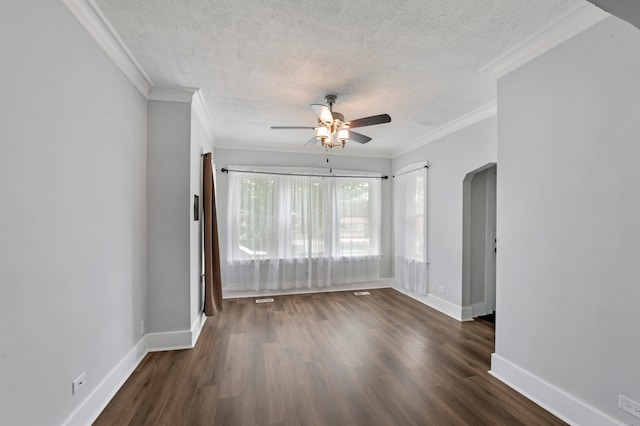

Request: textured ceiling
left=95, top=0, right=583, bottom=157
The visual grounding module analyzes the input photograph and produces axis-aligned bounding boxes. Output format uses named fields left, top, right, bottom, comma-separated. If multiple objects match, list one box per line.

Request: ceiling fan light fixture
left=315, top=126, right=330, bottom=140
left=272, top=95, right=391, bottom=151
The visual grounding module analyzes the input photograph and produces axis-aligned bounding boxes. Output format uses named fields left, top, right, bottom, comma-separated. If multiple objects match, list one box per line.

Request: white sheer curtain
left=226, top=166, right=381, bottom=291
left=394, top=163, right=428, bottom=294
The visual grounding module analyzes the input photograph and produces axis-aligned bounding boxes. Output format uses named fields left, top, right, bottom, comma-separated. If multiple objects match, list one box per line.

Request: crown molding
left=392, top=101, right=497, bottom=158
left=479, top=3, right=609, bottom=78
left=192, top=90, right=217, bottom=145
left=392, top=2, right=608, bottom=158
left=62, top=0, right=153, bottom=97
left=148, top=86, right=198, bottom=103
left=215, top=140, right=393, bottom=159
left=62, top=0, right=219, bottom=145
left=63, top=0, right=606, bottom=161
left=148, top=87, right=218, bottom=145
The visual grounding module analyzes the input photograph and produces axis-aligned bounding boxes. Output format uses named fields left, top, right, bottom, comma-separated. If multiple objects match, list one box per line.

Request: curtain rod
left=392, top=164, right=429, bottom=178
left=220, top=168, right=389, bottom=180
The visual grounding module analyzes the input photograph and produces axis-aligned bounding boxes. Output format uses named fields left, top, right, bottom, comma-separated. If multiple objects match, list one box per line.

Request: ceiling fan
left=271, top=95, right=391, bottom=150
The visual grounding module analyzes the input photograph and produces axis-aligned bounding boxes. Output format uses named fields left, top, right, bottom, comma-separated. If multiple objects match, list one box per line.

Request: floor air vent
left=353, top=291, right=371, bottom=296
left=255, top=298, right=274, bottom=303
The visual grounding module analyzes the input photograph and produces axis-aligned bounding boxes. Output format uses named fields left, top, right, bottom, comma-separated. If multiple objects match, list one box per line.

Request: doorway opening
left=462, top=163, right=497, bottom=322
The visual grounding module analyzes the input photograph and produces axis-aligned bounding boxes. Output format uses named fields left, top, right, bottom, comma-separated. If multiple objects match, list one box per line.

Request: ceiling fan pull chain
left=327, top=152, right=333, bottom=174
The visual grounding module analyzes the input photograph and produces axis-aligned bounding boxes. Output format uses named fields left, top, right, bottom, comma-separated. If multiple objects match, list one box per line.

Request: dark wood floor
left=94, top=288, right=565, bottom=425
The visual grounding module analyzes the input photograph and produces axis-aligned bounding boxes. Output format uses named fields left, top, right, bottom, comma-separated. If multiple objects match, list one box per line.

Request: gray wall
left=147, top=101, right=192, bottom=332
left=470, top=171, right=488, bottom=305
left=147, top=98, right=214, bottom=335
left=495, top=15, right=640, bottom=424
left=190, top=107, right=214, bottom=324
left=392, top=117, right=497, bottom=307
left=0, top=2, right=148, bottom=424
left=469, top=168, right=495, bottom=307
left=213, top=148, right=393, bottom=280
left=587, top=1, right=640, bottom=29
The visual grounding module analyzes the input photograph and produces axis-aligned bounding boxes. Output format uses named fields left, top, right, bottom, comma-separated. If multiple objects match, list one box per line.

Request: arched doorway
left=462, top=163, right=497, bottom=321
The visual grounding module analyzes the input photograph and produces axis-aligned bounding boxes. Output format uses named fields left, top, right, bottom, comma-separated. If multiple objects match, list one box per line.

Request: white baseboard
left=145, top=329, right=194, bottom=352
left=191, top=312, right=207, bottom=347
left=460, top=303, right=493, bottom=321
left=146, top=311, right=208, bottom=352
left=461, top=305, right=474, bottom=321
left=64, top=336, right=148, bottom=426
left=391, top=284, right=469, bottom=321
left=223, top=278, right=394, bottom=299
left=471, top=302, right=489, bottom=318
left=489, top=353, right=621, bottom=426
left=63, top=312, right=208, bottom=426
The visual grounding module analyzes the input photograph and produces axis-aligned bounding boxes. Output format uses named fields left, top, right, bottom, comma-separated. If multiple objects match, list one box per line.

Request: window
left=228, top=170, right=381, bottom=261
left=237, top=175, right=276, bottom=257
left=393, top=164, right=428, bottom=294
left=336, top=179, right=378, bottom=256
left=413, top=174, right=426, bottom=260
left=289, top=177, right=326, bottom=258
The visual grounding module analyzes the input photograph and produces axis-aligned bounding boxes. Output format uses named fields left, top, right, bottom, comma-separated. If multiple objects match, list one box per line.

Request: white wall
left=0, top=2, right=147, bottom=425
left=392, top=116, right=497, bottom=313
left=213, top=148, right=393, bottom=281
left=494, top=15, right=640, bottom=425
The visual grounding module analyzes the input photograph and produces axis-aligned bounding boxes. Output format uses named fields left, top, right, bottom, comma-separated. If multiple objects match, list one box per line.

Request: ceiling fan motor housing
left=324, top=94, right=338, bottom=105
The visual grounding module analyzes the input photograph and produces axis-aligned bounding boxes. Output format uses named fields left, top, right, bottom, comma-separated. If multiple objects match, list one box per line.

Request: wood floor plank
left=217, top=332, right=251, bottom=398
left=94, top=288, right=566, bottom=426
left=262, top=342, right=293, bottom=423
left=213, top=396, right=243, bottom=425
left=184, top=385, right=219, bottom=425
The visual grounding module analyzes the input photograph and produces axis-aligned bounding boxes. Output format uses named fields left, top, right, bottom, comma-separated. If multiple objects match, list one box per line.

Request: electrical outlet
left=620, top=395, right=640, bottom=419
left=139, top=320, right=145, bottom=335
left=438, top=285, right=445, bottom=293
left=72, top=372, right=86, bottom=396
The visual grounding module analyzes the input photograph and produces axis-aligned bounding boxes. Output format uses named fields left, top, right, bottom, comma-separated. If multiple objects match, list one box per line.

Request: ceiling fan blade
left=305, top=136, right=319, bottom=146
left=346, top=113, right=391, bottom=129
left=271, top=126, right=315, bottom=130
left=348, top=130, right=372, bottom=144
left=311, top=104, right=334, bottom=123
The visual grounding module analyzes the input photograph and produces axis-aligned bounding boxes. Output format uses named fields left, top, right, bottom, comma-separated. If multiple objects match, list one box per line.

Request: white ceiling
left=95, top=0, right=584, bottom=157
